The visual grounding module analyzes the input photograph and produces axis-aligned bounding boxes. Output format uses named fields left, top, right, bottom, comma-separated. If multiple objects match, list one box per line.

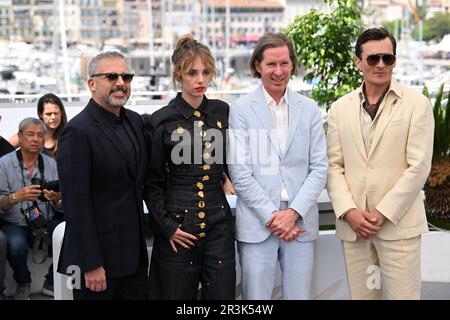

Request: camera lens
left=31, top=178, right=42, bottom=187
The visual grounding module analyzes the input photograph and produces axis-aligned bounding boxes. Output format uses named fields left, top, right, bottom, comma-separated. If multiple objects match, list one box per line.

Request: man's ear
left=87, top=78, right=96, bottom=93
left=354, top=56, right=362, bottom=71
left=255, top=61, right=262, bottom=74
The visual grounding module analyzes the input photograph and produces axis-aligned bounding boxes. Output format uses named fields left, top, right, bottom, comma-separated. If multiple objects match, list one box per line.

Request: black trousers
left=149, top=188, right=236, bottom=300
left=73, top=259, right=148, bottom=300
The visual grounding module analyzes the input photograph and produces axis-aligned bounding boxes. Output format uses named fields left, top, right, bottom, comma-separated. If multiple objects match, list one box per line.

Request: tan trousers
left=342, top=236, right=421, bottom=300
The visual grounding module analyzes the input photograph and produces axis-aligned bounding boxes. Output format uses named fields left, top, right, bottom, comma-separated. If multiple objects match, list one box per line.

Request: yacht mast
left=225, top=0, right=230, bottom=78
left=58, top=0, right=72, bottom=100
left=147, top=0, right=155, bottom=70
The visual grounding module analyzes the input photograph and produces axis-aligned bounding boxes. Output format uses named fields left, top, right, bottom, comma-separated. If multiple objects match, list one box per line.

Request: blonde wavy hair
left=171, top=34, right=216, bottom=87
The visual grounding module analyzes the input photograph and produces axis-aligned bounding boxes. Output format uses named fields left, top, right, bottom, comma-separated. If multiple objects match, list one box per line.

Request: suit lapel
left=349, top=93, right=368, bottom=161
left=368, top=92, right=402, bottom=158
left=249, top=87, right=281, bottom=158
left=283, top=89, right=302, bottom=157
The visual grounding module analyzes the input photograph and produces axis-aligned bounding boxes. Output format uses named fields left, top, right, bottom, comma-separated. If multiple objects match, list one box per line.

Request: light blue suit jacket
left=228, top=86, right=328, bottom=243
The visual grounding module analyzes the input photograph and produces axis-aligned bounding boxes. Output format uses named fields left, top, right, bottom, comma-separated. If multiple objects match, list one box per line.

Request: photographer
left=0, top=118, right=63, bottom=300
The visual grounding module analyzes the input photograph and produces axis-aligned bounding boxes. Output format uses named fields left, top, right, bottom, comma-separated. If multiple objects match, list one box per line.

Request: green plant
left=383, top=13, right=450, bottom=42
left=422, top=13, right=450, bottom=42
left=284, top=0, right=363, bottom=109
left=423, top=84, right=450, bottom=162
left=423, top=84, right=450, bottom=219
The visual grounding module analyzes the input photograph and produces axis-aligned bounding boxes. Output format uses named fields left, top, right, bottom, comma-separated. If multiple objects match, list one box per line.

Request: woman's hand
left=169, top=228, right=198, bottom=252
left=222, top=175, right=235, bottom=195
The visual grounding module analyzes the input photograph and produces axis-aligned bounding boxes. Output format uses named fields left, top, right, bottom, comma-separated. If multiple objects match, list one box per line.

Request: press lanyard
left=15, top=149, right=45, bottom=214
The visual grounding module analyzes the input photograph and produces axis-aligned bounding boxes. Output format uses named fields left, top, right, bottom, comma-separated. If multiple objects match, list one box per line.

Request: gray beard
left=106, top=94, right=129, bottom=108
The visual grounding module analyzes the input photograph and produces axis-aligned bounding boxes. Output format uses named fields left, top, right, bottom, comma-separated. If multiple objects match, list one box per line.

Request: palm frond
left=443, top=88, right=450, bottom=158
left=424, top=84, right=450, bottom=162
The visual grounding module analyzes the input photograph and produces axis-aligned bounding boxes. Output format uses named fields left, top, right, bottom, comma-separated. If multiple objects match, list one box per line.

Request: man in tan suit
left=327, top=27, right=434, bottom=299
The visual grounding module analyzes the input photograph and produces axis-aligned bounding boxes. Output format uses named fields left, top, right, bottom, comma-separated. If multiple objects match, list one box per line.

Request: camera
left=31, top=178, right=60, bottom=201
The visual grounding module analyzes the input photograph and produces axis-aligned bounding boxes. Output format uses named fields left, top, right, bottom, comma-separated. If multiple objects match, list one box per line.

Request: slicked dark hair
left=355, top=27, right=397, bottom=58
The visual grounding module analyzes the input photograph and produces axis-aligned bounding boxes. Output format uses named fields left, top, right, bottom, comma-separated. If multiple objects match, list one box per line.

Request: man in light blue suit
left=228, top=33, right=328, bottom=300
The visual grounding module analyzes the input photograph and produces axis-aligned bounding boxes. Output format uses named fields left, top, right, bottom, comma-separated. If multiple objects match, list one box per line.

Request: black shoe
left=42, top=279, right=54, bottom=297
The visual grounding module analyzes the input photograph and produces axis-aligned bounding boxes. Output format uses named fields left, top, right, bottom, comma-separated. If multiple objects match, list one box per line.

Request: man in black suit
left=56, top=52, right=149, bottom=300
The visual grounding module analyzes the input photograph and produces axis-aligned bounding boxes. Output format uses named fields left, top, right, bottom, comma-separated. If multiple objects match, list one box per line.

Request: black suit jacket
left=56, top=99, right=148, bottom=278
left=0, top=137, right=14, bottom=157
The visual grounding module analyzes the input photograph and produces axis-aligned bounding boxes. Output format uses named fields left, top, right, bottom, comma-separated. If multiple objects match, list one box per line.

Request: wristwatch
left=8, top=193, right=17, bottom=205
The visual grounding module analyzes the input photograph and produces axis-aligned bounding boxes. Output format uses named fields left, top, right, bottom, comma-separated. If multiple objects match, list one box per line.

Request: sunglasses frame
left=365, top=54, right=396, bottom=66
left=91, top=72, right=135, bottom=83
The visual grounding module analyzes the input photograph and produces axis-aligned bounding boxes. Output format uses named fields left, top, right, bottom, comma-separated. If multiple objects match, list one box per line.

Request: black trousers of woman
left=148, top=187, right=236, bottom=300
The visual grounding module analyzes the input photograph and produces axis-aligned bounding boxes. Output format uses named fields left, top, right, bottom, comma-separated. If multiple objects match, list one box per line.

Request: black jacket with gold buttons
left=144, top=93, right=229, bottom=239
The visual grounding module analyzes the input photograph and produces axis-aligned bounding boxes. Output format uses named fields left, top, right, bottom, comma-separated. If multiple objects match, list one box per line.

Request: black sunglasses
left=365, top=54, right=396, bottom=66
left=91, top=72, right=135, bottom=83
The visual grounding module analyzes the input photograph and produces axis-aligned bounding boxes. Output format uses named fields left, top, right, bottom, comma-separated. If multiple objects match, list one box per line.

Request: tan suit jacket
left=327, top=80, right=434, bottom=241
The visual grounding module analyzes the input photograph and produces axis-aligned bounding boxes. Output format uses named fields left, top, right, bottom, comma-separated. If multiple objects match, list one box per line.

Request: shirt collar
left=173, top=92, right=210, bottom=119
left=357, top=79, right=402, bottom=103
left=262, top=85, right=288, bottom=107
left=91, top=99, right=125, bottom=125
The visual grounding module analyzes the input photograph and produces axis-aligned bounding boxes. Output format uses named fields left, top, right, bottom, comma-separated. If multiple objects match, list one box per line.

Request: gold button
left=198, top=191, right=204, bottom=198
left=198, top=201, right=205, bottom=208
left=202, top=175, right=209, bottom=181
left=200, top=131, right=206, bottom=137
left=196, top=182, right=204, bottom=190
left=199, top=222, right=206, bottom=229
left=199, top=232, right=206, bottom=238
left=204, top=141, right=211, bottom=148
left=217, top=121, right=222, bottom=128
left=197, top=211, right=205, bottom=219
left=221, top=205, right=225, bottom=209
left=194, top=111, right=201, bottom=117
left=197, top=120, right=204, bottom=127
left=177, top=126, right=184, bottom=134
left=202, top=164, right=210, bottom=170
left=203, top=153, right=210, bottom=160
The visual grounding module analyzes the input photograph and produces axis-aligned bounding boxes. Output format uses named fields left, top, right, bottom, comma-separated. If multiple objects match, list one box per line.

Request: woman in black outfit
left=144, top=35, right=236, bottom=300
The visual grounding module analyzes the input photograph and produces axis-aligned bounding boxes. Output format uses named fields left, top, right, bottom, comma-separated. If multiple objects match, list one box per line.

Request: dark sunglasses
left=91, top=72, right=135, bottom=83
left=365, top=54, right=396, bottom=66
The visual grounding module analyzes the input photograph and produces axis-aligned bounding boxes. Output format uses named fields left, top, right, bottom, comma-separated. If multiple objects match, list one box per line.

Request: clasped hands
left=344, top=208, right=386, bottom=239
left=266, top=208, right=304, bottom=242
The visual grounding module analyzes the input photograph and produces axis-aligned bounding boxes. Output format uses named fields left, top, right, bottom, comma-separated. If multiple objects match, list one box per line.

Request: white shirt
left=262, top=86, right=290, bottom=202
